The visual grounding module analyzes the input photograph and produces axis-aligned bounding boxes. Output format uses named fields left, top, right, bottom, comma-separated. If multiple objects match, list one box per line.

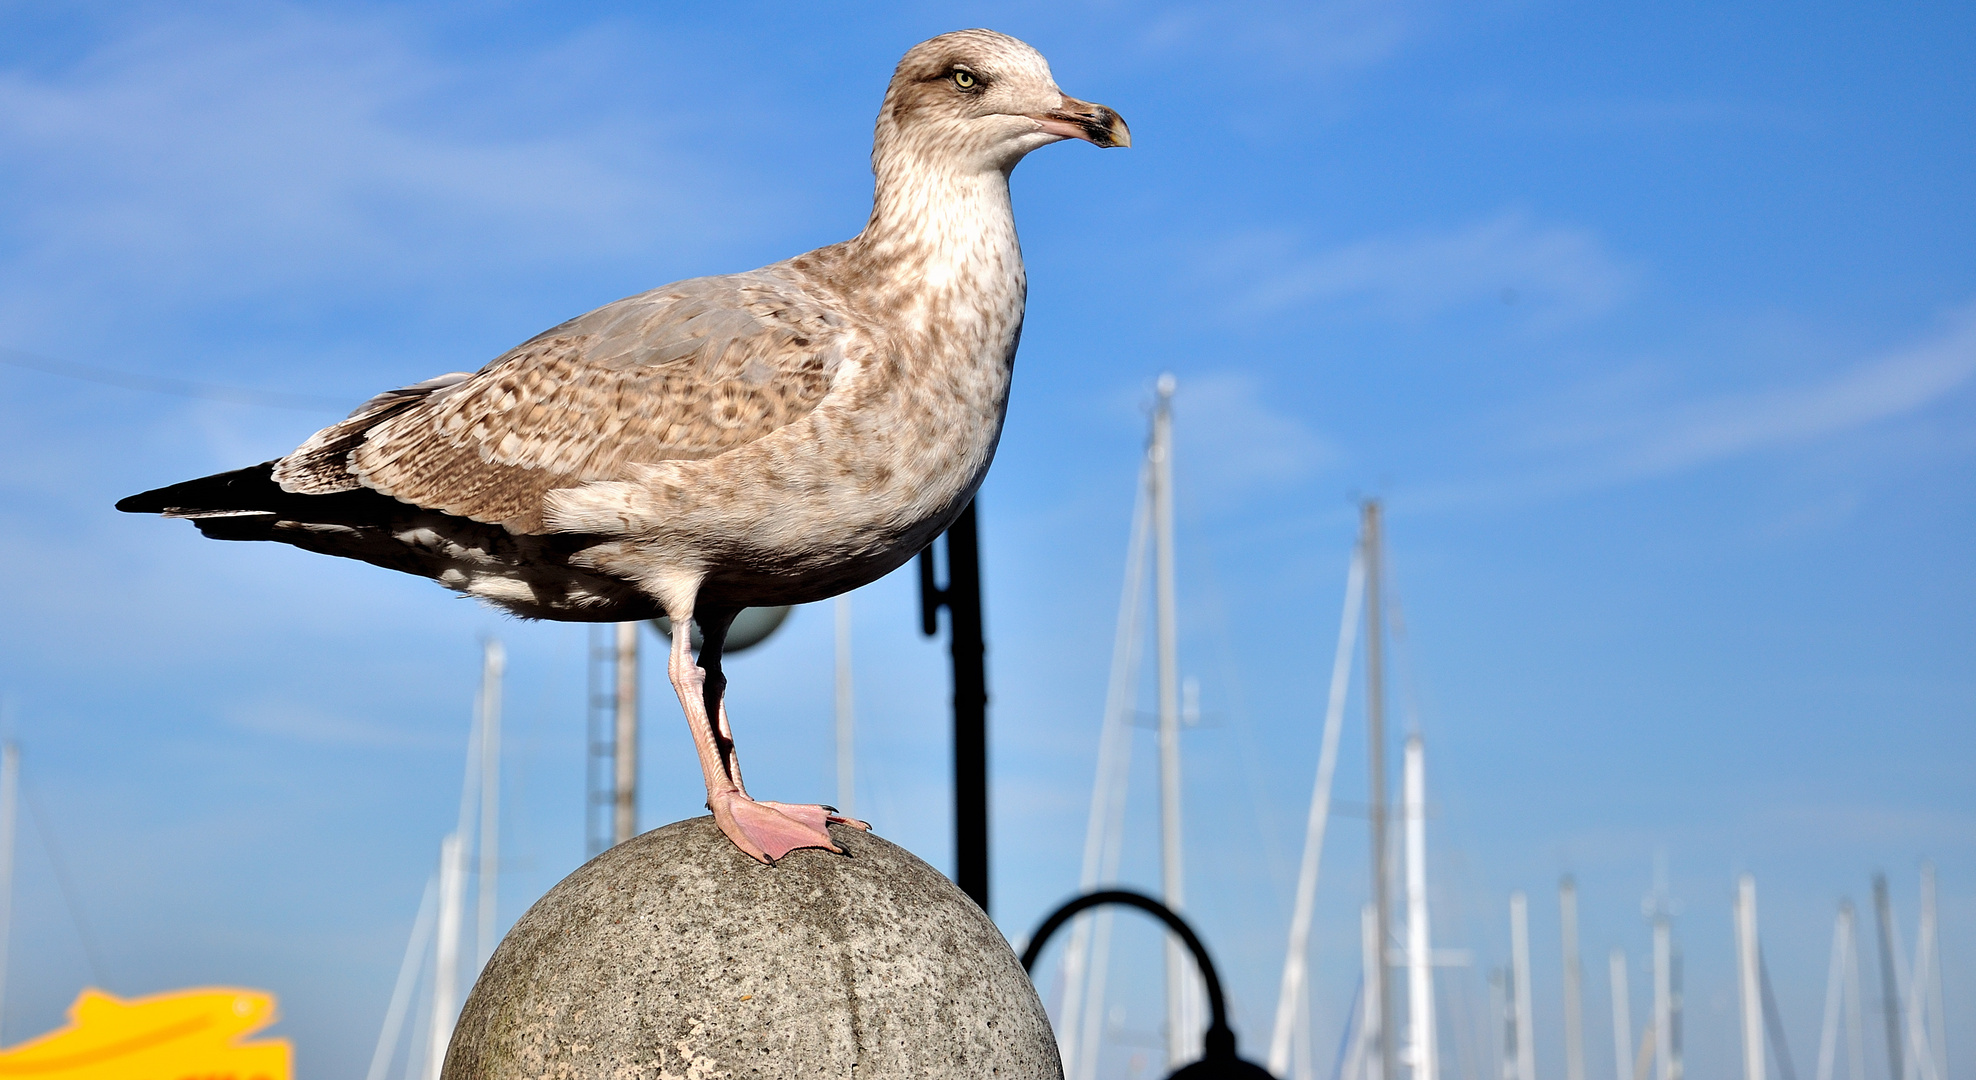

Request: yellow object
left=0, top=986, right=290, bottom=1079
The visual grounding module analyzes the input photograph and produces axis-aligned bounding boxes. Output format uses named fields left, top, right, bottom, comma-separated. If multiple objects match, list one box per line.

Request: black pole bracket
left=1021, top=889, right=1276, bottom=1079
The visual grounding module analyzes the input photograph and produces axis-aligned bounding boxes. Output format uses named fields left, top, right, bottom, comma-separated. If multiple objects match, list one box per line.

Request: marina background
left=0, top=2, right=1970, bottom=1076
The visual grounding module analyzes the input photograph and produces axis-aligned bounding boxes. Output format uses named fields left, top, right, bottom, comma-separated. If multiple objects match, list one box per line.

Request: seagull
left=118, top=29, right=1129, bottom=864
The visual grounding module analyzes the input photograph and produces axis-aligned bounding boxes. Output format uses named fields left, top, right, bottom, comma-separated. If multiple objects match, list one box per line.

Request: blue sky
left=0, top=1, right=1971, bottom=1077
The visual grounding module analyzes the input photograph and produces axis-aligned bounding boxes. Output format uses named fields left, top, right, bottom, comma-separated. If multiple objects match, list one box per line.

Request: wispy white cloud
left=1607, top=303, right=1976, bottom=476
left=1235, top=211, right=1633, bottom=326
left=1460, top=92, right=1815, bottom=135
left=1135, top=0, right=1412, bottom=77
left=1171, top=371, right=1338, bottom=507
left=0, top=7, right=760, bottom=342
left=1415, top=301, right=1976, bottom=509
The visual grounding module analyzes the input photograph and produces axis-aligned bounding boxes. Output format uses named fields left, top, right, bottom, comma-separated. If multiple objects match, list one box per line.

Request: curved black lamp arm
left=1020, top=889, right=1236, bottom=1061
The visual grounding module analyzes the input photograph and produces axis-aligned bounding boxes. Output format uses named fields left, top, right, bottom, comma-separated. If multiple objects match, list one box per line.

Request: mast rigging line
left=367, top=876, right=440, bottom=1080
left=0, top=345, right=348, bottom=411
left=20, top=775, right=111, bottom=988
left=1056, top=450, right=1154, bottom=1080
left=1268, top=544, right=1367, bottom=1075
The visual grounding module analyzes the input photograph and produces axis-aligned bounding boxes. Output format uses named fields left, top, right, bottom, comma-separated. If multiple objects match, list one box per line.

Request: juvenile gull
left=118, top=29, right=1129, bottom=864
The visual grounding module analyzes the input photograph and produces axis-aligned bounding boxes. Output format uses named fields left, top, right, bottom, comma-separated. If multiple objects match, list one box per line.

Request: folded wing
left=273, top=269, right=853, bottom=533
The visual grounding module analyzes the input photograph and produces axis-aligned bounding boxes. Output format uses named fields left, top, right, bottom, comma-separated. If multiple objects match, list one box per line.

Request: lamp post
left=919, top=500, right=990, bottom=911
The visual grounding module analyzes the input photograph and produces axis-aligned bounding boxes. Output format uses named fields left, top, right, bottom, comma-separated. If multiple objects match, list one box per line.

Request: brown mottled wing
left=274, top=371, right=475, bottom=494
left=276, top=270, right=851, bottom=533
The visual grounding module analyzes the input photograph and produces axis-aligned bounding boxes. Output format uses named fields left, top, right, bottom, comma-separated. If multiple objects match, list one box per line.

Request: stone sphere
left=444, top=816, right=1062, bottom=1079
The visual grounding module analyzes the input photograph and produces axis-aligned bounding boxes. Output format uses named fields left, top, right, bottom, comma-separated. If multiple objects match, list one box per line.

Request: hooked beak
left=1030, top=94, right=1131, bottom=148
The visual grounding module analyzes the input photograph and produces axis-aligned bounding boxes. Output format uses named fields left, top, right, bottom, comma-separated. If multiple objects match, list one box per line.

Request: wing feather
left=273, top=270, right=853, bottom=533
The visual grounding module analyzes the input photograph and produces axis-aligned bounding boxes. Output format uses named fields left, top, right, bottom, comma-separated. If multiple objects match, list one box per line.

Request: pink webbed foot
left=762, top=801, right=871, bottom=834
left=711, top=793, right=853, bottom=863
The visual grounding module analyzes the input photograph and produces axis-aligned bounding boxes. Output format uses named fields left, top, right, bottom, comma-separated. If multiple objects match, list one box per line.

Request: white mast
left=1362, top=901, right=1384, bottom=1080
left=1653, top=915, right=1676, bottom=1080
left=1363, top=500, right=1394, bottom=1080
left=1561, top=878, right=1585, bottom=1080
left=1060, top=449, right=1154, bottom=1080
left=1922, top=865, right=1945, bottom=1080
left=1610, top=950, right=1634, bottom=1080
left=1403, top=737, right=1436, bottom=1080
left=1492, top=969, right=1513, bottom=1080
left=1873, top=875, right=1904, bottom=1080
left=476, top=640, right=504, bottom=970
left=834, top=597, right=855, bottom=819
left=1268, top=546, right=1367, bottom=1074
left=1817, top=907, right=1845, bottom=1080
left=1905, top=865, right=1940, bottom=1080
left=1151, top=373, right=1197, bottom=1066
left=614, top=622, right=639, bottom=845
left=1844, top=903, right=1868, bottom=1080
left=0, top=741, right=17, bottom=1042
left=1510, top=892, right=1535, bottom=1080
left=1736, top=874, right=1765, bottom=1080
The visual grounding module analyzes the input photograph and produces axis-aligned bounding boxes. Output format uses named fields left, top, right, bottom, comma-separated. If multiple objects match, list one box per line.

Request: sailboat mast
left=834, top=596, right=855, bottom=819
left=1151, top=374, right=1194, bottom=1066
left=1611, top=949, right=1634, bottom=1080
left=1843, top=903, right=1867, bottom=1080
left=1906, top=865, right=1939, bottom=1080
left=1364, top=499, right=1393, bottom=1080
left=476, top=640, right=504, bottom=970
left=613, top=622, right=639, bottom=845
left=1404, top=736, right=1436, bottom=1080
left=1736, top=874, right=1766, bottom=1080
left=1873, top=875, right=1904, bottom=1080
left=1562, top=877, right=1586, bottom=1080
left=1818, top=904, right=1852, bottom=1080
left=1654, top=915, right=1674, bottom=1080
left=1363, top=901, right=1385, bottom=1080
left=1511, top=891, right=1536, bottom=1080
left=1921, top=865, right=1945, bottom=1080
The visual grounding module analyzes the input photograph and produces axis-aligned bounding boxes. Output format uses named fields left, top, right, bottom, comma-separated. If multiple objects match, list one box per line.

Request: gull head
left=875, top=29, right=1129, bottom=176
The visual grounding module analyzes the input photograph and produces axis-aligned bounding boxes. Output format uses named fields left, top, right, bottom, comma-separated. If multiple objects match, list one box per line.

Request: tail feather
left=118, top=461, right=656, bottom=621
left=117, top=462, right=279, bottom=516
left=118, top=462, right=391, bottom=520
left=118, top=462, right=414, bottom=545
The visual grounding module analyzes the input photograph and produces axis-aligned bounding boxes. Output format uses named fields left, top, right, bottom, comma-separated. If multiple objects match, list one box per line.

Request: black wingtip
left=115, top=462, right=283, bottom=516
left=115, top=489, right=166, bottom=514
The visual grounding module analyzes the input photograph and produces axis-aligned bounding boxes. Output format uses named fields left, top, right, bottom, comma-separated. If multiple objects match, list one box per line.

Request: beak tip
left=1035, top=102, right=1132, bottom=148
left=1099, top=106, right=1130, bottom=149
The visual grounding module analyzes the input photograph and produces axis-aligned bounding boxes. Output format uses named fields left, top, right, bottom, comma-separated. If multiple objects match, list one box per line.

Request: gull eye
left=951, top=69, right=977, bottom=90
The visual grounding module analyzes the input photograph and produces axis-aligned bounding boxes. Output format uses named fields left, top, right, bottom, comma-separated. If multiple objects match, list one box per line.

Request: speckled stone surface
left=442, top=816, right=1062, bottom=1079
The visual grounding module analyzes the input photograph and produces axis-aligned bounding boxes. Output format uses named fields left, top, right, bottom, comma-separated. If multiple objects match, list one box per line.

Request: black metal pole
left=919, top=500, right=989, bottom=912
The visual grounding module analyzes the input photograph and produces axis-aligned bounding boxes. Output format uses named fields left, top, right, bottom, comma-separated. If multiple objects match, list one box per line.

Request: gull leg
left=700, top=619, right=870, bottom=836
left=668, top=604, right=851, bottom=862
left=711, top=692, right=871, bottom=835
